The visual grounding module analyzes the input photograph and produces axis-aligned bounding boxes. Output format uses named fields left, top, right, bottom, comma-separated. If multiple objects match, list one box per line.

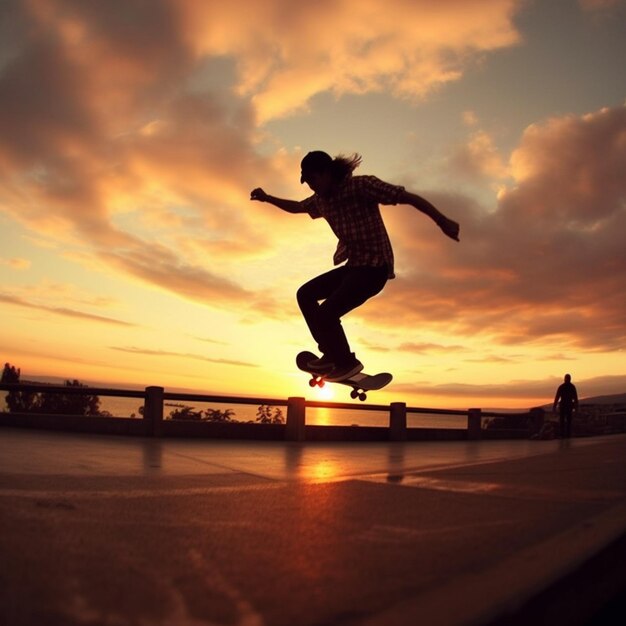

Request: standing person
left=250, top=150, right=460, bottom=381
left=553, top=374, right=578, bottom=438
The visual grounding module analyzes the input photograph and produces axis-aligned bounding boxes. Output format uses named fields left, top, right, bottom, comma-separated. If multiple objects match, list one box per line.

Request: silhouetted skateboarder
left=251, top=150, right=459, bottom=381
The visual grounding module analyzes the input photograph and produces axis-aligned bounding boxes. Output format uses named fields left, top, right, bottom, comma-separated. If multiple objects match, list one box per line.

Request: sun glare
left=309, top=459, right=341, bottom=482
left=316, top=384, right=335, bottom=401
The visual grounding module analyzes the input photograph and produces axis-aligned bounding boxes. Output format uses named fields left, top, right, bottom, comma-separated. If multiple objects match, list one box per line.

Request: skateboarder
left=250, top=150, right=460, bottom=381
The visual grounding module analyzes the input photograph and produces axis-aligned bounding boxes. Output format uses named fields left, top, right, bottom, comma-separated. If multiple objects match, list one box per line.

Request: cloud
left=361, top=338, right=469, bottom=355
left=1, top=0, right=623, bottom=358
left=393, top=373, right=626, bottom=404
left=111, top=346, right=257, bottom=368
left=178, top=0, right=523, bottom=121
left=0, top=292, right=135, bottom=327
left=0, top=0, right=293, bottom=314
left=362, top=103, right=626, bottom=352
left=0, top=257, right=31, bottom=270
left=449, top=129, right=509, bottom=181
left=0, top=0, right=527, bottom=322
left=104, top=244, right=252, bottom=306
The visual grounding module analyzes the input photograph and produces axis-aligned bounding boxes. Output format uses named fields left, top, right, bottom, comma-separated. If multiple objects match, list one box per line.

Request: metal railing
left=0, top=382, right=541, bottom=441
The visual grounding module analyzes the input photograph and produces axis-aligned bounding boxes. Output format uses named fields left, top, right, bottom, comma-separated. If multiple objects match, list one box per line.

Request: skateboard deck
left=296, top=351, right=392, bottom=401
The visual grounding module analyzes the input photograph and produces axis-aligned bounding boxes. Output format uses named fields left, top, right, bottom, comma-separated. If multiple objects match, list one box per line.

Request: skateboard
left=296, top=351, right=392, bottom=401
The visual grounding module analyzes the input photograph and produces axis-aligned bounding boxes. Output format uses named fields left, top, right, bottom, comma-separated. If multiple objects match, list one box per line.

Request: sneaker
left=325, top=358, right=364, bottom=382
left=307, top=354, right=335, bottom=373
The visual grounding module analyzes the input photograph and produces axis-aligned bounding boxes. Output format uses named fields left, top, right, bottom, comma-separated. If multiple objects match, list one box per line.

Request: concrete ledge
left=162, top=420, right=286, bottom=440
left=1, top=414, right=475, bottom=441
left=0, top=413, right=147, bottom=436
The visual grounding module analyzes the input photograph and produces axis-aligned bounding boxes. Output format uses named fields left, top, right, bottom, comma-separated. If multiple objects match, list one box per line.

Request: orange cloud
left=449, top=129, right=509, bottom=181
left=0, top=292, right=135, bottom=327
left=177, top=0, right=523, bottom=121
left=0, top=0, right=297, bottom=314
left=0, top=0, right=522, bottom=277
left=0, top=258, right=31, bottom=270
left=393, top=373, right=626, bottom=403
left=111, top=346, right=257, bottom=368
left=363, top=104, right=626, bottom=352
left=1, top=1, right=623, bottom=358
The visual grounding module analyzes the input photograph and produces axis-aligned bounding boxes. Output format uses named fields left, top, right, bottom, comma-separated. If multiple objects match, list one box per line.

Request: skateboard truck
left=308, top=374, right=325, bottom=388
left=349, top=388, right=368, bottom=402
left=308, top=373, right=368, bottom=400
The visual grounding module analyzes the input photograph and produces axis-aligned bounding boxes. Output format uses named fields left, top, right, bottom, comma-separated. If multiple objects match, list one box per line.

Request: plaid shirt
left=301, top=175, right=404, bottom=279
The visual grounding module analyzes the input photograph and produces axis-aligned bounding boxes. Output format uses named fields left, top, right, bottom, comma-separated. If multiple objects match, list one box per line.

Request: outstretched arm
left=398, top=190, right=460, bottom=241
left=250, top=188, right=307, bottom=214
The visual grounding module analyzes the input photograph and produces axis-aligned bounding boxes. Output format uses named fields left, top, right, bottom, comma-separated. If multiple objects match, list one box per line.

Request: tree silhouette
left=167, top=406, right=237, bottom=422
left=38, top=380, right=103, bottom=416
left=2, top=363, right=107, bottom=416
left=205, top=408, right=236, bottom=422
left=167, top=406, right=203, bottom=420
left=256, top=404, right=284, bottom=424
left=2, top=363, right=38, bottom=413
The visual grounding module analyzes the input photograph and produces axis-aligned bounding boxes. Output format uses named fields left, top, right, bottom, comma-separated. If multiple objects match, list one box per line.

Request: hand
left=250, top=187, right=268, bottom=202
left=439, top=217, right=460, bottom=241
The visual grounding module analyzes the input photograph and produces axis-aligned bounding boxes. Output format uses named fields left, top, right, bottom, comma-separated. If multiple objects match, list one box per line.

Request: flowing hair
left=330, top=153, right=362, bottom=181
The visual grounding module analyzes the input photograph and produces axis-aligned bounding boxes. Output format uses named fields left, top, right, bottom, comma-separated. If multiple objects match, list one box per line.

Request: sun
left=315, top=384, right=335, bottom=401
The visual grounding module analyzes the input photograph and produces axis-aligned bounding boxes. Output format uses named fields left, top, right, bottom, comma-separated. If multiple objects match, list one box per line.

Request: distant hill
left=579, top=392, right=626, bottom=405
left=542, top=392, right=626, bottom=411
left=17, top=376, right=145, bottom=391
left=19, top=376, right=68, bottom=386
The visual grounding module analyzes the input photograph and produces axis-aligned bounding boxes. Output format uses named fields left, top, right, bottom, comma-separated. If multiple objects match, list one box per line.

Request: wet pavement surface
left=1, top=428, right=625, bottom=625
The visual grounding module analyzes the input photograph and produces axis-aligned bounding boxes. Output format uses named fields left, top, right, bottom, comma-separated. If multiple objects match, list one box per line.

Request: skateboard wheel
left=318, top=379, right=325, bottom=388
left=350, top=389, right=358, bottom=399
left=358, top=392, right=367, bottom=401
left=309, top=378, right=317, bottom=388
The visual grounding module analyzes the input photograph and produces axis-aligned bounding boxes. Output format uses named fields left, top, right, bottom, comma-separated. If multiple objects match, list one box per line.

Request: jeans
left=296, top=266, right=388, bottom=364
left=559, top=408, right=573, bottom=438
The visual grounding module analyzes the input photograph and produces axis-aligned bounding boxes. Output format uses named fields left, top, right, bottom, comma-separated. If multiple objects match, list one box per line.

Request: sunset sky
left=1, top=0, right=625, bottom=409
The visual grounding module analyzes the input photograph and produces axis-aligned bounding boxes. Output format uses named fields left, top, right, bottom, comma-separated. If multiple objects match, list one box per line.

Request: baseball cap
left=300, top=150, right=332, bottom=183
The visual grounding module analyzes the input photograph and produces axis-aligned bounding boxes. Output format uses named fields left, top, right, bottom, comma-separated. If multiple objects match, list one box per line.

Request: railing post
left=389, top=402, right=407, bottom=441
left=286, top=397, right=306, bottom=441
left=468, top=408, right=482, bottom=440
left=144, top=386, right=164, bottom=437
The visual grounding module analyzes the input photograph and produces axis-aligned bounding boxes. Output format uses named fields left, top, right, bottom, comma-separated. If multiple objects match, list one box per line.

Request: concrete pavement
left=1, top=428, right=625, bottom=625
